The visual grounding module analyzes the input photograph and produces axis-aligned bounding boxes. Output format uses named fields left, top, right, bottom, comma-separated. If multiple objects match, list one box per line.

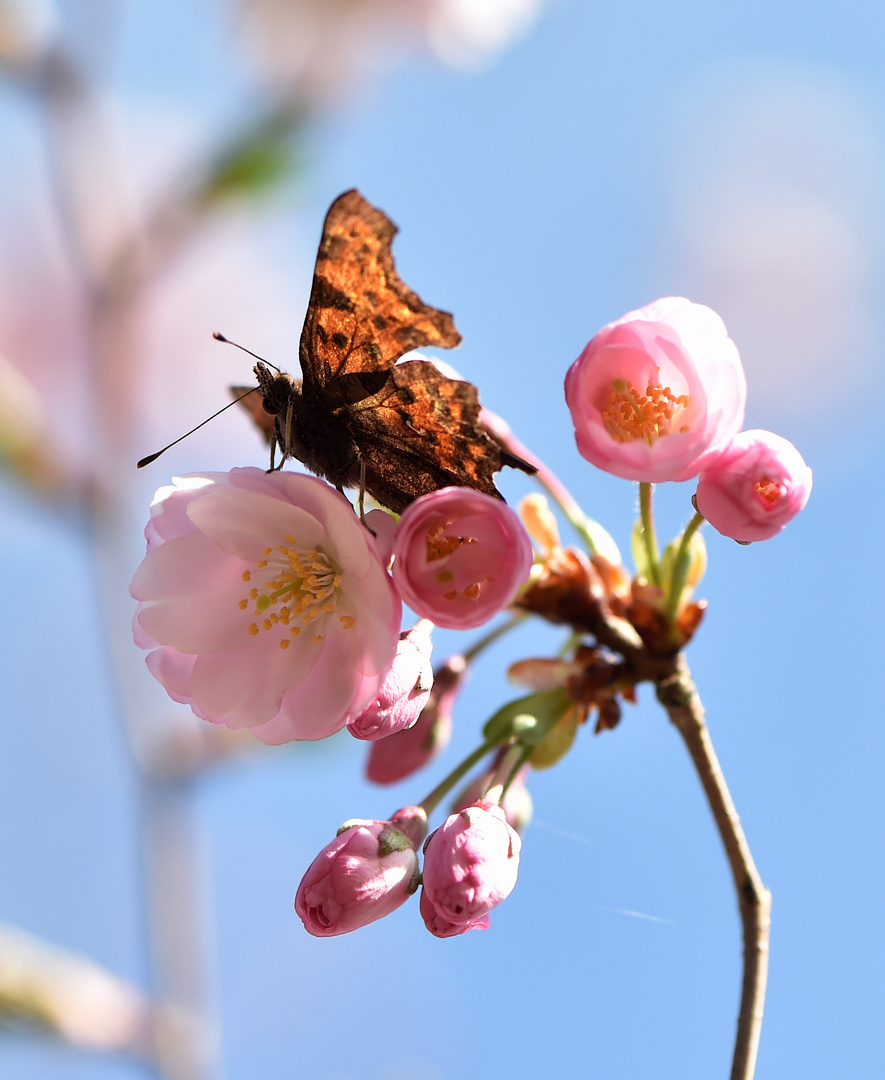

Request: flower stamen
left=754, top=476, right=783, bottom=505
left=239, top=539, right=347, bottom=642
left=601, top=375, right=690, bottom=445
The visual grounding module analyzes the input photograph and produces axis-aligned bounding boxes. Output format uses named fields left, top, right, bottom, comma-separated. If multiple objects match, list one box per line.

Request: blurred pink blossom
left=694, top=429, right=812, bottom=543
left=347, top=622, right=434, bottom=741
left=295, top=807, right=427, bottom=937
left=131, top=468, right=401, bottom=742
left=365, top=654, right=464, bottom=784
left=421, top=800, right=521, bottom=934
left=236, top=0, right=547, bottom=102
left=565, top=297, right=746, bottom=483
left=392, top=487, right=533, bottom=630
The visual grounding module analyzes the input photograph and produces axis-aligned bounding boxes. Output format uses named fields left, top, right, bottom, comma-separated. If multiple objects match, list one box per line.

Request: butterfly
left=232, top=189, right=534, bottom=514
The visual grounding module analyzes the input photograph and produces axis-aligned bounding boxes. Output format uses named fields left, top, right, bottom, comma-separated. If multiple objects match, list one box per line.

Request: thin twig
left=657, top=655, right=771, bottom=1080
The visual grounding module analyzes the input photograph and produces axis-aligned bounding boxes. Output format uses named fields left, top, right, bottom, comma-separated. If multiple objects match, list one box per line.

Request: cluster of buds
left=132, top=294, right=812, bottom=940
left=295, top=800, right=521, bottom=939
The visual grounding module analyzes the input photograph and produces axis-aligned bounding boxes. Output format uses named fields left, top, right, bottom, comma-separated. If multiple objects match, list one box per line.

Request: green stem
left=638, top=482, right=662, bottom=587
left=419, top=737, right=506, bottom=817
left=665, top=511, right=705, bottom=624
left=498, top=744, right=532, bottom=800
left=462, top=611, right=528, bottom=665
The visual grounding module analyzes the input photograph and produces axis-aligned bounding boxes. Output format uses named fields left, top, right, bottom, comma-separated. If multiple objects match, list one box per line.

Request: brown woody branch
left=517, top=549, right=771, bottom=1080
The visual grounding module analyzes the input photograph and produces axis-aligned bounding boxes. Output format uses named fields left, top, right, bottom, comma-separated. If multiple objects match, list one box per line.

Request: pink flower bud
left=565, top=297, right=746, bottom=483
left=347, top=623, right=434, bottom=741
left=421, top=801, right=521, bottom=932
left=419, top=887, right=490, bottom=938
left=392, top=488, right=533, bottom=630
left=365, top=655, right=465, bottom=785
left=295, top=807, right=427, bottom=937
left=694, top=429, right=812, bottom=543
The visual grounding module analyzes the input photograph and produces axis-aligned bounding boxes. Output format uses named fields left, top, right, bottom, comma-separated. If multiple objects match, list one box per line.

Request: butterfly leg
left=268, top=422, right=279, bottom=471
left=357, top=452, right=367, bottom=521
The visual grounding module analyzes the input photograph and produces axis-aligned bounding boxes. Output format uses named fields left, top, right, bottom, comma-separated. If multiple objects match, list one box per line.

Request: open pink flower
left=347, top=622, right=434, bottom=741
left=365, top=654, right=464, bottom=784
left=421, top=801, right=521, bottom=933
left=694, top=429, right=812, bottom=543
left=131, top=469, right=401, bottom=743
left=296, top=807, right=427, bottom=937
left=565, top=297, right=747, bottom=483
left=392, top=488, right=533, bottom=630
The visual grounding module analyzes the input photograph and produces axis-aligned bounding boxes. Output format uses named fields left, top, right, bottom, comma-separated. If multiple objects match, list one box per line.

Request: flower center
left=754, top=476, right=783, bottom=505
left=601, top=375, right=691, bottom=445
left=425, top=526, right=490, bottom=602
left=238, top=536, right=354, bottom=649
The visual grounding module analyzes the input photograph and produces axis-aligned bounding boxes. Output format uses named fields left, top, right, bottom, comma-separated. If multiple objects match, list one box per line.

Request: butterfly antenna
left=213, top=331, right=282, bottom=374
left=136, top=387, right=259, bottom=468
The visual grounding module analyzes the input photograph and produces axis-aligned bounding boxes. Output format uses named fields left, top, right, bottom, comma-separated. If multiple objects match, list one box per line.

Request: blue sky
left=1, top=1, right=884, bottom=1077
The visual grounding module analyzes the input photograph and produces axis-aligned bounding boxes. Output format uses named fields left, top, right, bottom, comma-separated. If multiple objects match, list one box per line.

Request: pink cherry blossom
left=347, top=622, right=434, bottom=741
left=421, top=801, right=521, bottom=932
left=365, top=654, right=464, bottom=784
left=295, top=807, right=427, bottom=937
left=391, top=488, right=533, bottom=630
left=694, top=429, right=812, bottom=543
left=565, top=297, right=747, bottom=483
left=130, top=468, right=401, bottom=743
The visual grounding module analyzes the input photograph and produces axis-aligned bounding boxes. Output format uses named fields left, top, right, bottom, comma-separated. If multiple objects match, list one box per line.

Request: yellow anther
left=754, top=476, right=782, bottom=504
left=248, top=624, right=259, bottom=636
left=601, top=374, right=691, bottom=446
left=463, top=583, right=480, bottom=599
left=290, top=626, right=301, bottom=636
left=339, top=615, right=355, bottom=629
left=426, top=526, right=476, bottom=562
left=312, top=634, right=323, bottom=643
left=279, top=638, right=290, bottom=650
left=239, top=538, right=342, bottom=638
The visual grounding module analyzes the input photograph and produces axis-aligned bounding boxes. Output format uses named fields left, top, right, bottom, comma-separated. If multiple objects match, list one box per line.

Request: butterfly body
left=236, top=190, right=534, bottom=513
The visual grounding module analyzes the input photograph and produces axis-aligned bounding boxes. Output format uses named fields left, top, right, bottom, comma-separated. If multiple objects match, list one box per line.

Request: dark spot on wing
left=332, top=332, right=349, bottom=349
left=373, top=314, right=387, bottom=330
left=313, top=276, right=355, bottom=312
left=316, top=324, right=329, bottom=344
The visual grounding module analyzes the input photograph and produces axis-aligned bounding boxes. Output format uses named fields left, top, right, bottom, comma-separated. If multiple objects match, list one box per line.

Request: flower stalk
left=657, top=656, right=771, bottom=1080
left=419, top=736, right=506, bottom=818
left=638, top=481, right=663, bottom=587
